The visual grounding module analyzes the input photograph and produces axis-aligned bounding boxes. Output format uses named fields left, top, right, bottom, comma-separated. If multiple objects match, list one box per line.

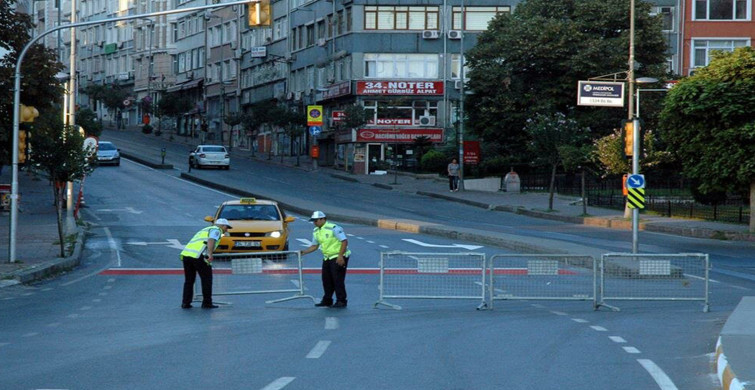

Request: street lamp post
left=630, top=77, right=660, bottom=253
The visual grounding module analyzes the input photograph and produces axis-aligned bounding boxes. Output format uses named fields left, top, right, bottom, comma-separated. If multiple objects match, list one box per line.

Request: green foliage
left=525, top=112, right=591, bottom=166
left=82, top=84, right=128, bottom=112
left=465, top=0, right=668, bottom=161
left=659, top=47, right=755, bottom=196
left=76, top=108, right=102, bottom=137
left=594, top=129, right=629, bottom=176
left=30, top=110, right=94, bottom=183
left=341, top=104, right=370, bottom=129
left=420, top=149, right=448, bottom=174
left=224, top=112, right=243, bottom=127
left=157, top=93, right=193, bottom=119
left=0, top=0, right=65, bottom=166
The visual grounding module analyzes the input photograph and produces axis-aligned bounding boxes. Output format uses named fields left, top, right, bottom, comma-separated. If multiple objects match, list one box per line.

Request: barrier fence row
left=193, top=250, right=709, bottom=312
left=376, top=251, right=709, bottom=312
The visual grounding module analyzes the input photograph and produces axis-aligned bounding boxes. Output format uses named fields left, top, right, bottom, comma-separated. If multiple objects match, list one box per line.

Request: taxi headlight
left=268, top=231, right=282, bottom=238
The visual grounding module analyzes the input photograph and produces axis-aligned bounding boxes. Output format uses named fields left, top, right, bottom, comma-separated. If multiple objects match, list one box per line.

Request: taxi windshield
left=219, top=205, right=281, bottom=221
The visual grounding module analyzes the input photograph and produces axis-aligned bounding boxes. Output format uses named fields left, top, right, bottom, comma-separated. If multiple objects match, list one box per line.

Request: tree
left=224, top=111, right=243, bottom=150
left=340, top=104, right=369, bottom=171
left=76, top=108, right=103, bottom=137
left=524, top=112, right=590, bottom=211
left=0, top=0, right=64, bottom=167
left=270, top=106, right=306, bottom=164
left=658, top=47, right=755, bottom=232
left=29, top=110, right=94, bottom=257
left=465, top=0, right=668, bottom=163
left=82, top=84, right=129, bottom=127
left=157, top=92, right=193, bottom=131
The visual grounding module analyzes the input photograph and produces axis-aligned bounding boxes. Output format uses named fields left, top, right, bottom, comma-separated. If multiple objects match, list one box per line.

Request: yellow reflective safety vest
left=313, top=222, right=350, bottom=260
left=180, top=226, right=221, bottom=260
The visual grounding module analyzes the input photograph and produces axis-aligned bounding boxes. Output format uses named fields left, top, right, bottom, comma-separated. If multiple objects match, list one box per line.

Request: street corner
left=377, top=218, right=438, bottom=233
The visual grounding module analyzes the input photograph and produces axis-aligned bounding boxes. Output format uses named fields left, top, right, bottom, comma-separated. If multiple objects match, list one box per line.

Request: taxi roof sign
left=240, top=197, right=257, bottom=204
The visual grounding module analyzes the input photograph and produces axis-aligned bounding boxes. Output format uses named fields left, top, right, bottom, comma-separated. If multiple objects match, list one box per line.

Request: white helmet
left=309, top=211, right=326, bottom=221
left=215, top=218, right=233, bottom=228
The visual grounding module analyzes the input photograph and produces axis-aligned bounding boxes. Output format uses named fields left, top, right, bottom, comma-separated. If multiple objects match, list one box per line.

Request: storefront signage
left=332, top=110, right=345, bottom=122
left=463, top=141, right=480, bottom=164
left=321, top=81, right=352, bottom=100
left=367, top=118, right=413, bottom=126
left=356, top=81, right=444, bottom=96
left=577, top=81, right=624, bottom=107
left=250, top=47, right=267, bottom=58
left=356, top=128, right=443, bottom=143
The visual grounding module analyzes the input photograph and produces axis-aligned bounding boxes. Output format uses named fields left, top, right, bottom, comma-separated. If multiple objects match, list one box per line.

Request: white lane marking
left=103, top=285, right=112, bottom=290
left=355, top=236, right=364, bottom=240
left=571, top=318, right=588, bottom=323
left=306, top=340, right=331, bottom=359
left=685, top=273, right=719, bottom=283
left=402, top=238, right=483, bottom=250
left=290, top=280, right=301, bottom=288
left=379, top=245, right=389, bottom=249
left=42, top=288, right=53, bottom=292
left=80, top=306, right=92, bottom=311
left=67, top=314, right=80, bottom=319
left=47, top=323, right=61, bottom=328
left=325, top=317, right=339, bottom=330
left=551, top=311, right=568, bottom=316
left=22, top=333, right=38, bottom=337
left=296, top=238, right=313, bottom=246
left=623, top=346, right=641, bottom=354
left=610, top=336, right=627, bottom=343
left=22, top=292, right=34, bottom=296
left=637, top=359, right=679, bottom=390
left=92, top=299, right=102, bottom=303
left=367, top=240, right=375, bottom=244
left=531, top=304, right=545, bottom=309
left=590, top=326, right=607, bottom=331
left=98, top=292, right=108, bottom=296
left=260, top=377, right=295, bottom=390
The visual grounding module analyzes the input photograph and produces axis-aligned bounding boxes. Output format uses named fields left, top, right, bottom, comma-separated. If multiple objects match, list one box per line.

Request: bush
left=479, top=155, right=513, bottom=177
left=142, top=124, right=153, bottom=134
left=421, top=149, right=448, bottom=174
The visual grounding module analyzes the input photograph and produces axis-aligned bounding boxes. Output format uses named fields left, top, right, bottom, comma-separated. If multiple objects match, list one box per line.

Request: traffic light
left=248, top=0, right=271, bottom=27
left=623, top=120, right=634, bottom=157
left=19, top=129, right=28, bottom=164
left=20, top=104, right=39, bottom=123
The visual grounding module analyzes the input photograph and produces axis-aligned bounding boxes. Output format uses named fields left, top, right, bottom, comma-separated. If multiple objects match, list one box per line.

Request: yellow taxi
left=205, top=198, right=295, bottom=253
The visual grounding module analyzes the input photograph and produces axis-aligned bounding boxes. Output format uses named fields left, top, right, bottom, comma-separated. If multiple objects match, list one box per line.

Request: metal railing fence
left=488, top=254, right=597, bottom=310
left=598, top=253, right=710, bottom=312
left=375, top=251, right=487, bottom=310
left=194, top=251, right=316, bottom=305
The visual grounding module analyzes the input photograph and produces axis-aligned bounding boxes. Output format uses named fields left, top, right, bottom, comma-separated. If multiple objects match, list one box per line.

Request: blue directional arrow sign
left=626, top=174, right=645, bottom=189
left=309, top=126, right=322, bottom=136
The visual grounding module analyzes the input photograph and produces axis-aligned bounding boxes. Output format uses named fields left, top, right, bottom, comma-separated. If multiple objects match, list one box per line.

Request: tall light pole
left=457, top=0, right=465, bottom=191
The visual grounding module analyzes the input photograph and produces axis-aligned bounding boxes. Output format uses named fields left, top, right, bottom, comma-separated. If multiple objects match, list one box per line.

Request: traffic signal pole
left=9, top=0, right=257, bottom=263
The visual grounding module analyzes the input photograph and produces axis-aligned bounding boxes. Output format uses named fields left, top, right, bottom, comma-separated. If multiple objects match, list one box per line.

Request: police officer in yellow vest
left=300, top=211, right=351, bottom=308
left=180, top=218, right=232, bottom=309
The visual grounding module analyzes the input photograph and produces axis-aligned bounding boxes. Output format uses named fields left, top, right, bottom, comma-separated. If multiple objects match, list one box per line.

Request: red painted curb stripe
left=99, top=268, right=577, bottom=276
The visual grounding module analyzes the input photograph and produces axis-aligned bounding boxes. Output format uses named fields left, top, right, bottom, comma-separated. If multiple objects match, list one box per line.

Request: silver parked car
left=96, top=141, right=121, bottom=166
left=189, top=145, right=230, bottom=169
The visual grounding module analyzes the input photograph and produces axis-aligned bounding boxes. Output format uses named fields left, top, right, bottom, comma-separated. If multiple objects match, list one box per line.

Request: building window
left=364, top=6, right=440, bottom=30
left=450, top=54, right=470, bottom=79
left=452, top=6, right=511, bottom=30
left=692, top=39, right=749, bottom=68
left=364, top=53, right=439, bottom=79
left=694, top=0, right=749, bottom=20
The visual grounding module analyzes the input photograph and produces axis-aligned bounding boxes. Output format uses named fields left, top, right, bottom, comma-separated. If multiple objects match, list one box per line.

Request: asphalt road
left=0, top=157, right=748, bottom=389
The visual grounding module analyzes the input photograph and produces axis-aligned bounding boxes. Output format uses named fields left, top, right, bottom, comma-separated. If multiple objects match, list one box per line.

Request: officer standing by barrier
left=300, top=211, right=351, bottom=308
left=179, top=218, right=232, bottom=309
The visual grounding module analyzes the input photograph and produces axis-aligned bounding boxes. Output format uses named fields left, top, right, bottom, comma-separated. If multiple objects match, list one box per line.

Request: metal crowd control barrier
left=598, top=253, right=710, bottom=312
left=374, top=251, right=487, bottom=310
left=194, top=251, right=316, bottom=305
left=488, top=254, right=597, bottom=310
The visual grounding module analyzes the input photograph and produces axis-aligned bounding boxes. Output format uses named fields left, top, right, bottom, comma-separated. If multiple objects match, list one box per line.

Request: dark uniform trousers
left=321, top=256, right=349, bottom=304
left=182, top=255, right=213, bottom=306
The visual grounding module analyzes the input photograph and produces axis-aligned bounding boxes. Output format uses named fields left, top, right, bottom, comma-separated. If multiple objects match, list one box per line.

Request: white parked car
left=189, top=145, right=230, bottom=169
left=96, top=141, right=121, bottom=166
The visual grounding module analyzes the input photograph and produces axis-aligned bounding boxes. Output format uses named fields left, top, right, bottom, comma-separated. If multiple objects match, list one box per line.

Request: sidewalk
left=0, top=170, right=85, bottom=287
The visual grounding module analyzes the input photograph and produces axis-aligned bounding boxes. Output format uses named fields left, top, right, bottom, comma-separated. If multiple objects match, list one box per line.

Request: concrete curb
left=11, top=225, right=86, bottom=284
left=120, top=152, right=173, bottom=170
left=714, top=296, right=755, bottom=390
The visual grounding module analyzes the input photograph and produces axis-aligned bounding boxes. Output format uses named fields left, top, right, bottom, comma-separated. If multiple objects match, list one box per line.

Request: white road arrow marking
left=296, top=238, right=313, bottom=246
left=402, top=238, right=482, bottom=250
left=126, top=239, right=184, bottom=250
left=97, top=207, right=143, bottom=214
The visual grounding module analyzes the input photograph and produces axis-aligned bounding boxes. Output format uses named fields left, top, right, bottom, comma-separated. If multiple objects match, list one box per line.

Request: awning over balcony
left=165, top=78, right=203, bottom=93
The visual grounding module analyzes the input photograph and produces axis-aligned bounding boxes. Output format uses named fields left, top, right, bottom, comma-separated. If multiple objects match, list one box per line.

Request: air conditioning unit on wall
left=418, top=115, right=436, bottom=126
left=454, top=80, right=464, bottom=89
left=447, top=30, right=462, bottom=40
left=316, top=38, right=327, bottom=47
left=421, top=30, right=440, bottom=39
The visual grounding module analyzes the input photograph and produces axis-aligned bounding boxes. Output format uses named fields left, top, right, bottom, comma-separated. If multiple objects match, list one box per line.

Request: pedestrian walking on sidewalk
left=179, top=218, right=232, bottom=309
left=448, top=158, right=460, bottom=192
left=300, top=211, right=351, bottom=308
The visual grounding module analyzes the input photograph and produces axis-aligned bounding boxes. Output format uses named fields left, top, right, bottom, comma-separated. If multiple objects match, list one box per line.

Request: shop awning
left=165, top=78, right=204, bottom=93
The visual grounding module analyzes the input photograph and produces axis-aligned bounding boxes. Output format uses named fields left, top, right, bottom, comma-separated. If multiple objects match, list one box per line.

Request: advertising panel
left=356, top=128, right=443, bottom=143
left=356, top=81, right=443, bottom=96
